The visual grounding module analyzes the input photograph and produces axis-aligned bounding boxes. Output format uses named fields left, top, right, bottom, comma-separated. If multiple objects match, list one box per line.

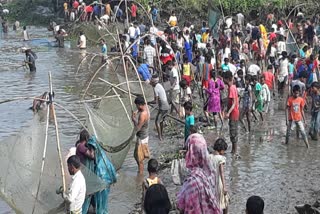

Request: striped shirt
left=143, top=45, right=156, bottom=67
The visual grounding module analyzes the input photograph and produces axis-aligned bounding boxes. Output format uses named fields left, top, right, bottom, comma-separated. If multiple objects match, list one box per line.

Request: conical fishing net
left=85, top=96, right=135, bottom=170
left=0, top=115, right=108, bottom=214
left=116, top=73, right=155, bottom=102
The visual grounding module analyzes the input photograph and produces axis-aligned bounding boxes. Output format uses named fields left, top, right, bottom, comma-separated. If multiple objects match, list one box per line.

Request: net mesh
left=0, top=115, right=108, bottom=214
left=85, top=96, right=135, bottom=170
left=116, top=73, right=155, bottom=102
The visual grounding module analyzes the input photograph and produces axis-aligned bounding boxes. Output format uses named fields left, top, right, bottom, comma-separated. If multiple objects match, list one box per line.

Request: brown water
left=0, top=27, right=319, bottom=214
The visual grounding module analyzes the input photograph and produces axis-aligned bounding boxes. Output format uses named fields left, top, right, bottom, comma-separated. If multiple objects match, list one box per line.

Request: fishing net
left=85, top=96, right=135, bottom=170
left=0, top=115, right=107, bottom=214
left=286, top=29, right=299, bottom=55
left=116, top=73, right=155, bottom=102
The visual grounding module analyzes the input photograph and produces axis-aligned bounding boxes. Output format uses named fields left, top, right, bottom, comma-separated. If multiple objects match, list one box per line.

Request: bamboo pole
left=54, top=102, right=87, bottom=130
left=81, top=55, right=121, bottom=99
left=48, top=72, right=67, bottom=194
left=116, top=29, right=134, bottom=111
left=99, top=77, right=137, bottom=97
left=31, top=103, right=50, bottom=214
left=0, top=96, right=47, bottom=105
left=124, top=55, right=147, bottom=102
left=82, top=60, right=109, bottom=99
left=112, top=88, right=133, bottom=128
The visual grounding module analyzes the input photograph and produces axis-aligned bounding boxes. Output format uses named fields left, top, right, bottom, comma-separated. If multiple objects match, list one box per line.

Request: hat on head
left=21, top=47, right=31, bottom=52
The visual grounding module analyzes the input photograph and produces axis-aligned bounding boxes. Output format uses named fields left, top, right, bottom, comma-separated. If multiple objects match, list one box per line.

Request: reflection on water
left=0, top=27, right=319, bottom=214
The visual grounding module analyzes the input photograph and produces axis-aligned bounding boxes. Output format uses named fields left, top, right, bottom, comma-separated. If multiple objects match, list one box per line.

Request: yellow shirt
left=168, top=16, right=177, bottom=27
left=183, top=64, right=191, bottom=76
left=202, top=32, right=209, bottom=43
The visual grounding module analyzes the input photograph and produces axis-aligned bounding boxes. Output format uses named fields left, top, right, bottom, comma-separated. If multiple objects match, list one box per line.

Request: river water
left=0, top=26, right=319, bottom=214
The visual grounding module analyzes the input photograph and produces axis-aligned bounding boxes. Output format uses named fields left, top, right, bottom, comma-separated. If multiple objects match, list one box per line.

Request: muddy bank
left=127, top=96, right=320, bottom=214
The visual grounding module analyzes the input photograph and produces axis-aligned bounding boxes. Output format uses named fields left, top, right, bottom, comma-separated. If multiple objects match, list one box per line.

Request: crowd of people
left=15, top=1, right=319, bottom=213
left=109, top=4, right=320, bottom=214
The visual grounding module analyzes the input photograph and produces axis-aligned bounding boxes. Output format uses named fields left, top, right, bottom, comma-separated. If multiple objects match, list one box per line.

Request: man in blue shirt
left=137, top=58, right=152, bottom=83
left=130, top=38, right=138, bottom=62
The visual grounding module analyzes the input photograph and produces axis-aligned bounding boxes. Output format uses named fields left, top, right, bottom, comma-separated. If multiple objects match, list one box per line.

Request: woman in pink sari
left=205, top=69, right=225, bottom=127
left=177, top=134, right=221, bottom=214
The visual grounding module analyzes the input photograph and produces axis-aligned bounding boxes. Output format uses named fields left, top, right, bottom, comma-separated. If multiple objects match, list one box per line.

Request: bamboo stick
left=48, top=72, right=66, bottom=194
left=116, top=29, right=133, bottom=111
left=76, top=54, right=90, bottom=75
left=31, top=103, right=50, bottom=214
left=112, top=88, right=133, bottom=128
left=78, top=94, right=120, bottom=103
left=81, top=55, right=121, bottom=99
left=54, top=102, right=87, bottom=130
left=82, top=60, right=109, bottom=99
left=124, top=55, right=147, bottom=102
left=98, top=78, right=137, bottom=97
left=0, top=96, right=47, bottom=105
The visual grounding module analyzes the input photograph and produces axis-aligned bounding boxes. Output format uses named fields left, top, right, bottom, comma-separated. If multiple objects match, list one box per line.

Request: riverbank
left=4, top=0, right=55, bottom=26
left=128, top=94, right=320, bottom=213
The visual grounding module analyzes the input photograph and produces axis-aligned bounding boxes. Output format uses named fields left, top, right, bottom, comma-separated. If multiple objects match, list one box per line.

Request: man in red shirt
left=269, top=28, right=277, bottom=42
left=262, top=64, right=276, bottom=93
left=72, top=0, right=79, bottom=9
left=72, top=0, right=79, bottom=19
left=223, top=71, right=240, bottom=155
left=131, top=2, right=137, bottom=21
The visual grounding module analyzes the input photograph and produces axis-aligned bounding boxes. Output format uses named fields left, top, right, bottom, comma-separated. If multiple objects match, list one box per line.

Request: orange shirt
left=287, top=96, right=305, bottom=121
left=262, top=71, right=275, bottom=90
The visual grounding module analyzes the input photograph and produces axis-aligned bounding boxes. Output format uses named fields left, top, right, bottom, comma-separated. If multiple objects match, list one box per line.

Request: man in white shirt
left=236, top=13, right=244, bottom=27
left=128, top=23, right=136, bottom=39
left=149, top=25, right=158, bottom=46
left=62, top=155, right=86, bottom=214
left=168, top=61, right=180, bottom=115
left=168, top=12, right=177, bottom=27
left=77, top=32, right=86, bottom=49
left=143, top=39, right=156, bottom=67
left=247, top=63, right=261, bottom=77
left=150, top=76, right=170, bottom=141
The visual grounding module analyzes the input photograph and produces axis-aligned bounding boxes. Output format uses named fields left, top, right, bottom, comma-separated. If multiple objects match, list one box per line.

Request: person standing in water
left=132, top=96, right=150, bottom=174
left=77, top=31, right=86, bottom=49
left=223, top=71, right=240, bottom=155
left=23, top=47, right=37, bottom=72
left=23, top=26, right=30, bottom=41
left=59, top=155, right=86, bottom=214
left=100, top=39, right=107, bottom=64
left=285, top=85, right=309, bottom=148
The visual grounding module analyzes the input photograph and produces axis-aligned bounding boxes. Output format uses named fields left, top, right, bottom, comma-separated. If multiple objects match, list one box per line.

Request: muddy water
left=0, top=26, right=141, bottom=213
left=0, top=26, right=319, bottom=214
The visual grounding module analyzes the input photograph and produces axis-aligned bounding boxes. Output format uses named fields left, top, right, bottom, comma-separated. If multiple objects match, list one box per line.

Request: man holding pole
left=132, top=96, right=150, bottom=174
left=58, top=155, right=86, bottom=214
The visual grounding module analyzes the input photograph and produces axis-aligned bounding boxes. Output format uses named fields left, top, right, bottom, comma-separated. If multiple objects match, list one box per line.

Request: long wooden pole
left=124, top=55, right=147, bottom=102
left=32, top=101, right=50, bottom=214
left=116, top=29, right=133, bottom=111
left=48, top=72, right=66, bottom=193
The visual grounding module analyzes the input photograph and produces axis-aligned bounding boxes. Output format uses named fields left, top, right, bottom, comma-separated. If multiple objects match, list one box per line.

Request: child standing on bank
left=285, top=85, right=309, bottom=148
left=209, top=138, right=229, bottom=214
left=183, top=101, right=195, bottom=142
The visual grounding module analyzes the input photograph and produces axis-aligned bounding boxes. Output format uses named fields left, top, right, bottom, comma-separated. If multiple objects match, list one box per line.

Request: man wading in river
left=22, top=47, right=37, bottom=72
left=132, top=96, right=150, bottom=174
